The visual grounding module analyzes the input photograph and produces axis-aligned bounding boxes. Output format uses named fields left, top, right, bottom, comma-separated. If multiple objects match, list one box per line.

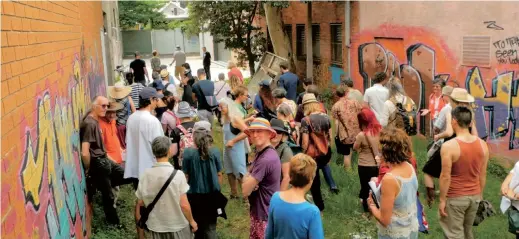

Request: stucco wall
left=351, top=1, right=519, bottom=159
left=1, top=1, right=106, bottom=238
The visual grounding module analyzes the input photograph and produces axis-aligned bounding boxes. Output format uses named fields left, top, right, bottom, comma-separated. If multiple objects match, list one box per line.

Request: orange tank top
left=447, top=138, right=485, bottom=198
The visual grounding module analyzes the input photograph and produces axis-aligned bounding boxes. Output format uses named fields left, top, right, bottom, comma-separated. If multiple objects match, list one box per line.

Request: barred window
left=331, top=23, right=343, bottom=64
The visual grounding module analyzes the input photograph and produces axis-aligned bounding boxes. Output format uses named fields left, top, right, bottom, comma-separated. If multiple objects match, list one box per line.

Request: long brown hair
left=194, top=128, right=213, bottom=160
left=259, top=85, right=275, bottom=110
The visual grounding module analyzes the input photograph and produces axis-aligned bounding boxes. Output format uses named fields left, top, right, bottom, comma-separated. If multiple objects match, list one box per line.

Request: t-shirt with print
left=182, top=147, right=222, bottom=194
left=249, top=146, right=281, bottom=221
left=300, top=113, right=331, bottom=144
left=80, top=115, right=106, bottom=158
left=130, top=59, right=146, bottom=83
left=331, top=98, right=362, bottom=144
left=135, top=162, right=189, bottom=232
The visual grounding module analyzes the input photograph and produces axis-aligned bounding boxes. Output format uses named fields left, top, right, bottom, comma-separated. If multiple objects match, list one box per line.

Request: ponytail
left=194, top=128, right=213, bottom=160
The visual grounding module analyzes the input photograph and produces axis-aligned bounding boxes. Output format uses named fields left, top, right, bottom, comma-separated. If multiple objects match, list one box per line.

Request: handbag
left=509, top=206, right=519, bottom=233
left=137, top=169, right=178, bottom=230
left=365, top=134, right=379, bottom=166
left=304, top=116, right=329, bottom=158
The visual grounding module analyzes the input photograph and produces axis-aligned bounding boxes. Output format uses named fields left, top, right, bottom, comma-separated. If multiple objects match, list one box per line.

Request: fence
left=122, top=29, right=200, bottom=57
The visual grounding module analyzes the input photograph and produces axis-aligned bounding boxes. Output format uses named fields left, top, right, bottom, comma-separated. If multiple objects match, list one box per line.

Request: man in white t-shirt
left=124, top=87, right=165, bottom=182
left=363, top=72, right=389, bottom=123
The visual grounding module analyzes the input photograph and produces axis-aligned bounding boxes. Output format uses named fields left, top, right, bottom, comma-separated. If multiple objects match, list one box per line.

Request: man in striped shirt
left=127, top=72, right=144, bottom=109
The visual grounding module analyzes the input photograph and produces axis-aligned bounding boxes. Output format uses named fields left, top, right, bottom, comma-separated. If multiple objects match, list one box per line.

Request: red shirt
left=228, top=67, right=243, bottom=83
left=99, top=118, right=123, bottom=164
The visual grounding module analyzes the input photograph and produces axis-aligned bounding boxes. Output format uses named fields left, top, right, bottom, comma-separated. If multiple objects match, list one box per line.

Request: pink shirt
left=228, top=68, right=243, bottom=83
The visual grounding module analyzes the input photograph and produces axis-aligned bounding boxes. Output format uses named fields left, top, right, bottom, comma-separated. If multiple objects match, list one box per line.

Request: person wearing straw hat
left=422, top=88, right=478, bottom=206
left=423, top=85, right=453, bottom=206
left=99, top=101, right=125, bottom=164
left=108, top=82, right=136, bottom=127
left=80, top=96, right=133, bottom=227
left=161, top=69, right=178, bottom=99
left=242, top=118, right=281, bottom=239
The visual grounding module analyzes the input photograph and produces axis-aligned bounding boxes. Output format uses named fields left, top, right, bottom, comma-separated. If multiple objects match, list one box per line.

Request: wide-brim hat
left=107, top=101, right=124, bottom=112
left=108, top=82, right=132, bottom=99
left=270, top=118, right=289, bottom=135
left=302, top=93, right=318, bottom=105
left=450, top=88, right=474, bottom=103
left=160, top=69, right=169, bottom=78
left=244, top=118, right=277, bottom=139
left=175, top=101, right=196, bottom=118
left=442, top=85, right=454, bottom=96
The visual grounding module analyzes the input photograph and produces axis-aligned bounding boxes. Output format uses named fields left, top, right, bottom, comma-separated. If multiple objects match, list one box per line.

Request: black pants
left=88, top=156, right=133, bottom=225
left=195, top=222, right=217, bottom=239
left=358, top=165, right=379, bottom=212
left=204, top=64, right=211, bottom=80
left=310, top=149, right=332, bottom=211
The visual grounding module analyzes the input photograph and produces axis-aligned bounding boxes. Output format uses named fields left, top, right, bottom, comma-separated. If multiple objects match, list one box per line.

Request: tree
left=188, top=1, right=265, bottom=75
left=263, top=2, right=297, bottom=73
left=118, top=1, right=168, bottom=30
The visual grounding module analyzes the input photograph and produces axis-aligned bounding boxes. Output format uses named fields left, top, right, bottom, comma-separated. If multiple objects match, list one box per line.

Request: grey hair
left=387, top=76, right=406, bottom=98
left=218, top=73, right=225, bottom=80
left=272, top=88, right=287, bottom=99
left=152, top=136, right=171, bottom=158
left=277, top=103, right=293, bottom=117
left=193, top=128, right=213, bottom=160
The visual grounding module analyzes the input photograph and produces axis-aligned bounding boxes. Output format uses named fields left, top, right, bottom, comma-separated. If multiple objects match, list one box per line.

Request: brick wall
left=260, top=2, right=346, bottom=82
left=1, top=1, right=106, bottom=238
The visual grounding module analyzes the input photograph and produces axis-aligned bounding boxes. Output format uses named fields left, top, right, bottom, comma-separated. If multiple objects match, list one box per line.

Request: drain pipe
left=345, top=0, right=351, bottom=79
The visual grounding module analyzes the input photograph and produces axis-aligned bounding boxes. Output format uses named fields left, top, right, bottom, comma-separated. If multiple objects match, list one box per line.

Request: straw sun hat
left=108, top=82, right=132, bottom=100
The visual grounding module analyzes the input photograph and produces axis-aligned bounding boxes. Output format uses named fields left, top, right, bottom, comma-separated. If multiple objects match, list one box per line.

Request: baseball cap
left=194, top=120, right=212, bottom=131
left=152, top=80, right=165, bottom=90
left=140, top=87, right=164, bottom=99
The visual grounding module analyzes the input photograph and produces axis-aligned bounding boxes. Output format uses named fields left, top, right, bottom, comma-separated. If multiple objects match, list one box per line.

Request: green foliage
left=118, top=1, right=168, bottom=30
left=187, top=1, right=265, bottom=74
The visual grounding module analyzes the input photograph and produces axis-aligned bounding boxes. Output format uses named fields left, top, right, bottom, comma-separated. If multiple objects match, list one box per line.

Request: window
left=296, top=24, right=306, bottom=58
left=331, top=23, right=343, bottom=64
left=284, top=24, right=292, bottom=45
left=172, top=8, right=178, bottom=16
left=462, top=36, right=491, bottom=66
left=312, top=24, right=320, bottom=60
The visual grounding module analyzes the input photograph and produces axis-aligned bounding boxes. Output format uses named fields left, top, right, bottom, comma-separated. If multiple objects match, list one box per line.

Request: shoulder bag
left=304, top=116, right=329, bottom=158
left=137, top=169, right=178, bottom=230
left=365, top=134, right=379, bottom=166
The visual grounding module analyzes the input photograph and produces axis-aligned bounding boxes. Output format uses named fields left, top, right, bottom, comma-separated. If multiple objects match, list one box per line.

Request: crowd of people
left=79, top=51, right=505, bottom=239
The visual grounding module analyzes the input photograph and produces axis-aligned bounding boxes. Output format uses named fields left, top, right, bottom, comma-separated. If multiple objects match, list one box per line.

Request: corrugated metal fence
left=122, top=29, right=200, bottom=57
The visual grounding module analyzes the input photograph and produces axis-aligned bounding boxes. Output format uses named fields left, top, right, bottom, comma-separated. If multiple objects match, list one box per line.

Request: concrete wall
left=102, top=1, right=123, bottom=84
left=1, top=1, right=106, bottom=238
left=351, top=1, right=519, bottom=159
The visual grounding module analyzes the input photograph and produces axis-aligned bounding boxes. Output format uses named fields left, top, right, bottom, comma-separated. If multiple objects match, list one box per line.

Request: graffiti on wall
left=1, top=42, right=105, bottom=238
left=493, top=36, right=519, bottom=65
left=353, top=24, right=519, bottom=155
left=466, top=67, right=519, bottom=150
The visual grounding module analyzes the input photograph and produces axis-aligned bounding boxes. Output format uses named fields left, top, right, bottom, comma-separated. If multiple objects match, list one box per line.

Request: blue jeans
left=321, top=164, right=337, bottom=189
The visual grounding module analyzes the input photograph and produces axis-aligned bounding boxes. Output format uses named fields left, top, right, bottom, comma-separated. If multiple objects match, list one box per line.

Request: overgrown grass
left=92, top=124, right=514, bottom=239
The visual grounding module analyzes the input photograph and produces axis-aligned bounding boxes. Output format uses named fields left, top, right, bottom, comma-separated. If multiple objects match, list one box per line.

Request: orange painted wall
left=1, top=1, right=105, bottom=238
left=351, top=1, right=519, bottom=159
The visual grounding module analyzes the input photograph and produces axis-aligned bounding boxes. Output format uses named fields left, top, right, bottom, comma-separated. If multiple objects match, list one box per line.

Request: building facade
left=1, top=1, right=106, bottom=238
left=266, top=1, right=518, bottom=159
left=102, top=0, right=122, bottom=85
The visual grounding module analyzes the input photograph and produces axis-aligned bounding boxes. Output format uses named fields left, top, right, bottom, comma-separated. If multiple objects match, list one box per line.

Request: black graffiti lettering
left=496, top=49, right=518, bottom=59
left=506, top=36, right=519, bottom=48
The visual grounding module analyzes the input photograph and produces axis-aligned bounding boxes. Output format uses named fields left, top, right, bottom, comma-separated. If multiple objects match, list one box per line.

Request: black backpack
left=390, top=96, right=417, bottom=136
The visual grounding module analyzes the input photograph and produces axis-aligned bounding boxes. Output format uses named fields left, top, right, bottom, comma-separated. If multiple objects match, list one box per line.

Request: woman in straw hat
left=423, top=87, right=478, bottom=205
left=108, top=82, right=136, bottom=126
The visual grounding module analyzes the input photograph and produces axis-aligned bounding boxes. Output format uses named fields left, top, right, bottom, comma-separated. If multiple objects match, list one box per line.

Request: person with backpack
left=170, top=101, right=197, bottom=169
left=300, top=93, right=335, bottom=212
left=353, top=107, right=381, bottom=213
left=380, top=76, right=416, bottom=133
left=183, top=122, right=226, bottom=239
left=270, top=119, right=294, bottom=191
left=192, top=68, right=218, bottom=124
left=332, top=85, right=363, bottom=170
left=161, top=92, right=180, bottom=136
